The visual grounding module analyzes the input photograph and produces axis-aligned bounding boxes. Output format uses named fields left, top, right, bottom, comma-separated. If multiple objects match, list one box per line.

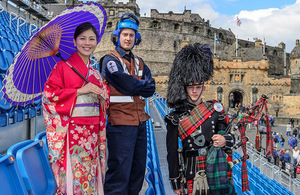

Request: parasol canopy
left=2, top=3, right=107, bottom=106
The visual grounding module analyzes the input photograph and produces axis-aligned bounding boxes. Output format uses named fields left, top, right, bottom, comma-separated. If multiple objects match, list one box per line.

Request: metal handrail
left=29, top=24, right=37, bottom=36
left=17, top=17, right=26, bottom=36
left=9, top=12, right=18, bottom=29
left=244, top=142, right=300, bottom=194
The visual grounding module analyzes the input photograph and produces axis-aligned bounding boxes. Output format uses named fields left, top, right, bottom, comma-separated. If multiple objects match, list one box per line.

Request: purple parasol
left=2, top=3, right=107, bottom=106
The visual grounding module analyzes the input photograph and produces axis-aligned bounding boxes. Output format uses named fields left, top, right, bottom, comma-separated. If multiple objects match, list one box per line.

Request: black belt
left=185, top=147, right=208, bottom=157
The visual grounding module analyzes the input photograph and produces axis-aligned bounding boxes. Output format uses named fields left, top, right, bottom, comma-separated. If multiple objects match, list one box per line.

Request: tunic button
left=212, top=130, right=215, bottom=133
left=189, top=144, right=193, bottom=148
left=212, top=121, right=214, bottom=124
left=209, top=115, right=212, bottom=118
left=212, top=125, right=215, bottom=129
left=188, top=139, right=191, bottom=143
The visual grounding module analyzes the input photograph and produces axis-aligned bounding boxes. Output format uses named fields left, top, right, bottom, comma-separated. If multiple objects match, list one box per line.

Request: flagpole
left=263, top=36, right=266, bottom=56
left=236, top=35, right=238, bottom=57
left=214, top=32, right=216, bottom=57
left=236, top=16, right=241, bottom=57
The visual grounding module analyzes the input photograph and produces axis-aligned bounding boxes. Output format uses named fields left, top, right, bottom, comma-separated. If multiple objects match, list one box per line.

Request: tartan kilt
left=186, top=156, right=207, bottom=195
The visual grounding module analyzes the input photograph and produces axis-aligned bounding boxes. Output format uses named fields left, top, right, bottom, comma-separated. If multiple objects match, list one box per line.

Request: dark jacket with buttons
left=165, top=100, right=235, bottom=190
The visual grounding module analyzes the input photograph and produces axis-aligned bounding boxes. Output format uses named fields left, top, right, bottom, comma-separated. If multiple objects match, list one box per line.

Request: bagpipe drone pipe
left=230, top=94, right=274, bottom=192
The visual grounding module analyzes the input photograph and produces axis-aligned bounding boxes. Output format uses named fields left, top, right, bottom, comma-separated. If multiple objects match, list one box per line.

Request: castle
left=89, top=0, right=299, bottom=119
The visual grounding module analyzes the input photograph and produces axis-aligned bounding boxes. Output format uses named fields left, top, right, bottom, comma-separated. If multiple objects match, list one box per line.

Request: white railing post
left=9, top=12, right=18, bottom=29
left=17, top=17, right=26, bottom=36
left=29, top=23, right=37, bottom=36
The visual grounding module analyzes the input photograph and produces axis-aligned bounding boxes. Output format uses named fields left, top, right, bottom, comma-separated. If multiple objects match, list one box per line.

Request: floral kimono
left=42, top=52, right=110, bottom=195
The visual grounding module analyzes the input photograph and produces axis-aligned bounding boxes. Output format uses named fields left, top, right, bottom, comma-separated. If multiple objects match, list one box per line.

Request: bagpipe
left=230, top=94, right=274, bottom=192
left=177, top=94, right=273, bottom=193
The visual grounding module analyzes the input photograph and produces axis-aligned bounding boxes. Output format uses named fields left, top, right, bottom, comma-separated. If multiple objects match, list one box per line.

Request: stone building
left=92, top=0, right=299, bottom=119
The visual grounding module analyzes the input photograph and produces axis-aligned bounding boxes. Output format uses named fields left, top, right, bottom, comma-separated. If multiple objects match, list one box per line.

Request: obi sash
left=178, top=102, right=215, bottom=140
left=72, top=94, right=100, bottom=117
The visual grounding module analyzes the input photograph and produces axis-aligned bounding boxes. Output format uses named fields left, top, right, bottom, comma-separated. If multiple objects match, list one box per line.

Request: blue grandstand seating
left=10, top=40, right=20, bottom=52
left=11, top=140, right=56, bottom=194
left=0, top=113, right=9, bottom=127
left=0, top=38, right=3, bottom=48
left=1, top=36, right=13, bottom=51
left=145, top=100, right=166, bottom=194
left=0, top=154, right=27, bottom=195
left=14, top=108, right=24, bottom=122
left=6, top=32, right=14, bottom=40
left=2, top=50, right=15, bottom=67
left=7, top=140, right=34, bottom=158
left=35, top=131, right=48, bottom=156
left=0, top=76, right=12, bottom=111
left=145, top=170, right=155, bottom=195
left=0, top=51, right=9, bottom=72
left=0, top=29, right=9, bottom=38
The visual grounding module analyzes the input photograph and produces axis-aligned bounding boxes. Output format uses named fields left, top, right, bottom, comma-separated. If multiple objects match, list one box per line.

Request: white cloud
left=238, top=8, right=279, bottom=21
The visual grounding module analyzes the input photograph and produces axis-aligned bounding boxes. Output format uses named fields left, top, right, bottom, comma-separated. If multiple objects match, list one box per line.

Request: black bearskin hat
left=166, top=43, right=214, bottom=108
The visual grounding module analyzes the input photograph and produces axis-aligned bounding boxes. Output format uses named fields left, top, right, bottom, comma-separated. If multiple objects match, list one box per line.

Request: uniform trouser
left=104, top=122, right=147, bottom=195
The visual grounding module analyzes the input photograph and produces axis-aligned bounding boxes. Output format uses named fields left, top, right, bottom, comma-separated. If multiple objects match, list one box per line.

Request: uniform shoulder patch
left=214, top=102, right=223, bottom=112
left=107, top=61, right=118, bottom=74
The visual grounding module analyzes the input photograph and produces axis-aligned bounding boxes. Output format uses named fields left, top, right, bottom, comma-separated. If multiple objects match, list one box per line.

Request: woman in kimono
left=42, top=22, right=110, bottom=194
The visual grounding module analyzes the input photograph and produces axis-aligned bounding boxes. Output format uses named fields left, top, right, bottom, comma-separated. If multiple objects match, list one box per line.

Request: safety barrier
left=233, top=142, right=298, bottom=194
left=152, top=93, right=171, bottom=121
left=145, top=100, right=166, bottom=195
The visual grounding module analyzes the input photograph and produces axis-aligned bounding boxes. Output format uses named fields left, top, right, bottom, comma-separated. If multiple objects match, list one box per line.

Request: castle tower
left=290, top=39, right=300, bottom=93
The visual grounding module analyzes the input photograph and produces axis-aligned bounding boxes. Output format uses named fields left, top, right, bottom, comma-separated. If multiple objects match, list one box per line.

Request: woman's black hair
left=74, top=22, right=99, bottom=40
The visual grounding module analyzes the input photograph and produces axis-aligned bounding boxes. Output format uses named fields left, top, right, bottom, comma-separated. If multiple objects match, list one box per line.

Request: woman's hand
left=77, top=83, right=101, bottom=96
left=212, top=134, right=226, bottom=147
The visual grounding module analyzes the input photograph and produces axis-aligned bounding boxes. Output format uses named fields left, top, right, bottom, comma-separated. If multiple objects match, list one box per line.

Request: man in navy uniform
left=101, top=13, right=155, bottom=194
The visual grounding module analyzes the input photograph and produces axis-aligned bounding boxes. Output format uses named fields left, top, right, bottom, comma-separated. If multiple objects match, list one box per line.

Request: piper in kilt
left=165, top=44, right=236, bottom=195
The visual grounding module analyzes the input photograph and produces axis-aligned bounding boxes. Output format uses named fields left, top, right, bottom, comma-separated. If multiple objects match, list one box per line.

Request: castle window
left=217, top=87, right=223, bottom=103
left=107, top=22, right=112, bottom=28
left=230, top=74, right=233, bottom=82
left=174, top=23, right=180, bottom=30
left=218, top=33, right=224, bottom=40
left=252, top=87, right=258, bottom=104
left=152, top=21, right=159, bottom=28
left=207, top=29, right=212, bottom=37
left=109, top=10, right=115, bottom=16
left=174, top=41, right=178, bottom=51
left=241, top=74, right=244, bottom=82
left=193, top=26, right=199, bottom=33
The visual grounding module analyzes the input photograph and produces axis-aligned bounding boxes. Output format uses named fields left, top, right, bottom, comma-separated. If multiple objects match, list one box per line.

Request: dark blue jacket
left=281, top=153, right=291, bottom=163
left=101, top=47, right=155, bottom=98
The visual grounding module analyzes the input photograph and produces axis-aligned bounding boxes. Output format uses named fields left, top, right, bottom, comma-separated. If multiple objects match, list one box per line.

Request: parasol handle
left=55, top=51, right=90, bottom=83
left=55, top=52, right=107, bottom=100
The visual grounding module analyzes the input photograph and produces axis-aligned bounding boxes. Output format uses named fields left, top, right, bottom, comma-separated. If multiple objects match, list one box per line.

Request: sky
left=111, top=0, right=300, bottom=52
